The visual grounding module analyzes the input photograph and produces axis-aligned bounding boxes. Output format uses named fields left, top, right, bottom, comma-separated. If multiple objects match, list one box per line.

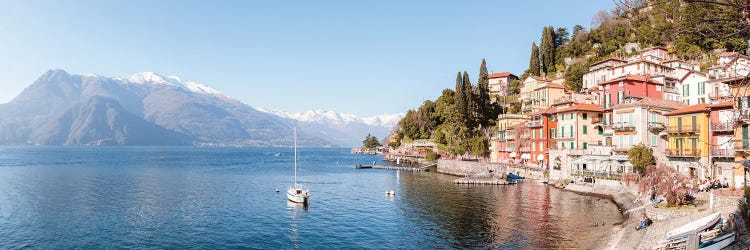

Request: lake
left=0, top=147, right=622, bottom=249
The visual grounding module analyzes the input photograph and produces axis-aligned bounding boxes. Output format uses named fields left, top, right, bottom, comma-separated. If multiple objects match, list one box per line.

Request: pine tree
left=528, top=43, right=541, bottom=76
left=540, top=26, right=557, bottom=75
left=477, top=59, right=491, bottom=126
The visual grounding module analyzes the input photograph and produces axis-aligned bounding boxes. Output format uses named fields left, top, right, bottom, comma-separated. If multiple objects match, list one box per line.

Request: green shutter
left=570, top=125, right=573, bottom=137
left=583, top=113, right=587, bottom=120
left=570, top=142, right=574, bottom=149
left=583, top=125, right=588, bottom=134
left=583, top=142, right=588, bottom=149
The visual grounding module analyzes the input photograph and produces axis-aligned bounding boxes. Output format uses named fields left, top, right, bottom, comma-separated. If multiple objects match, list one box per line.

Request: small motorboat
left=274, top=152, right=282, bottom=157
left=355, top=164, right=373, bottom=169
left=506, top=172, right=525, bottom=180
left=385, top=190, right=395, bottom=196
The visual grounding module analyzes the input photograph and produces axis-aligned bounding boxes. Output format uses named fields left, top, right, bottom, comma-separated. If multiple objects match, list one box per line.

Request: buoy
left=275, top=189, right=280, bottom=193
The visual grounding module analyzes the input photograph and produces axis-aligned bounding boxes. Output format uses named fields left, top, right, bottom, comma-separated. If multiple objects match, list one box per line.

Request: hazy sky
left=0, top=0, right=613, bottom=117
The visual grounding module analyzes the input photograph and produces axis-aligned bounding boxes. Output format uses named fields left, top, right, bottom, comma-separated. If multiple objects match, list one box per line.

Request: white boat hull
left=287, top=188, right=309, bottom=204
left=699, top=232, right=735, bottom=250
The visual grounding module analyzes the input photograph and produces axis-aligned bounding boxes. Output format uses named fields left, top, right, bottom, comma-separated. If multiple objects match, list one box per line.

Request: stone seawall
left=436, top=159, right=545, bottom=179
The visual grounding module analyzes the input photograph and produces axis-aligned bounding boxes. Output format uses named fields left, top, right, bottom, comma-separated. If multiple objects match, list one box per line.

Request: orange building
left=528, top=107, right=557, bottom=169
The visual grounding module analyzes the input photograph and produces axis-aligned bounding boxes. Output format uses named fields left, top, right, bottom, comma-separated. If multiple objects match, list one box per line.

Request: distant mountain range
left=0, top=69, right=402, bottom=147
left=257, top=108, right=403, bottom=147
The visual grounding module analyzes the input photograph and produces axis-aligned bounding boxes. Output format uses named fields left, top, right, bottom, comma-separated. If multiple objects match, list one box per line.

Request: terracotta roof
left=710, top=101, right=733, bottom=108
left=554, top=103, right=602, bottom=113
left=488, top=72, right=516, bottom=78
left=538, top=106, right=557, bottom=114
left=545, top=83, right=565, bottom=89
left=610, top=97, right=686, bottom=110
left=665, top=103, right=710, bottom=116
left=600, top=74, right=663, bottom=85
left=591, top=57, right=627, bottom=67
left=719, top=51, right=739, bottom=57
left=529, top=76, right=547, bottom=81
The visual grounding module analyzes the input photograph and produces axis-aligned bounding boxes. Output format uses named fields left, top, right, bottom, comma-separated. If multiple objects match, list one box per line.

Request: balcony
left=664, top=86, right=678, bottom=94
left=648, top=122, right=666, bottom=132
left=710, top=147, right=734, bottom=158
left=708, top=91, right=732, bottom=100
left=527, top=120, right=543, bottom=128
left=667, top=125, right=701, bottom=134
left=568, top=149, right=586, bottom=156
left=571, top=170, right=622, bottom=180
left=520, top=133, right=531, bottom=139
left=612, top=122, right=636, bottom=132
left=735, top=140, right=750, bottom=152
left=740, top=109, right=750, bottom=121
left=553, top=96, right=573, bottom=105
left=612, top=146, right=630, bottom=153
left=710, top=122, right=734, bottom=132
left=665, top=148, right=702, bottom=157
left=519, top=146, right=531, bottom=152
left=522, top=105, right=534, bottom=112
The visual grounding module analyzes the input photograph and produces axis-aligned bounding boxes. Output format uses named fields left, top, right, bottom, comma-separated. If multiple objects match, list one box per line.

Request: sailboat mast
left=294, top=128, right=297, bottom=185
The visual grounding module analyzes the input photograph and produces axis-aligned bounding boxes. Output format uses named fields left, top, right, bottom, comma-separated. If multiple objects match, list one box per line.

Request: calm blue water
left=0, top=147, right=622, bottom=249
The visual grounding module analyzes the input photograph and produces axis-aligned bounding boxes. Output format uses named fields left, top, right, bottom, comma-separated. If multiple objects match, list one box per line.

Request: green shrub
left=426, top=150, right=440, bottom=161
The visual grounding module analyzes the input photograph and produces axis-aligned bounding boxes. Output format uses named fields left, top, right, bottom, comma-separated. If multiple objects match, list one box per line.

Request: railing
left=708, top=91, right=732, bottom=100
left=710, top=122, right=734, bottom=132
left=664, top=86, right=678, bottom=93
left=571, top=170, right=623, bottom=180
left=501, top=147, right=513, bottom=152
left=735, top=140, right=750, bottom=151
left=648, top=122, right=665, bottom=132
left=612, top=146, right=630, bottom=153
left=591, top=117, right=603, bottom=124
left=522, top=105, right=533, bottom=111
left=612, top=122, right=636, bottom=131
left=520, top=134, right=531, bottom=139
left=527, top=120, right=543, bottom=128
left=568, top=149, right=586, bottom=156
left=710, top=147, right=734, bottom=157
left=667, top=125, right=701, bottom=133
left=739, top=109, right=750, bottom=120
left=553, top=96, right=573, bottom=105
left=665, top=148, right=702, bottom=157
left=519, top=146, right=531, bottom=152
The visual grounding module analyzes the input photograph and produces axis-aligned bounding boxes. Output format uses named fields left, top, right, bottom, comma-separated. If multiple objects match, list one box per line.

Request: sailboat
left=287, top=128, right=309, bottom=204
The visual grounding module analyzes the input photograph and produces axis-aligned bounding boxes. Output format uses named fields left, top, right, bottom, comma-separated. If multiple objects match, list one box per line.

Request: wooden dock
left=366, top=165, right=429, bottom=172
left=453, top=177, right=514, bottom=185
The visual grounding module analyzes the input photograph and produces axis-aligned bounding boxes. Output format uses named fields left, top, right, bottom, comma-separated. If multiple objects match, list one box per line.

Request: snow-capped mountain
left=0, top=69, right=329, bottom=146
left=257, top=108, right=404, bottom=147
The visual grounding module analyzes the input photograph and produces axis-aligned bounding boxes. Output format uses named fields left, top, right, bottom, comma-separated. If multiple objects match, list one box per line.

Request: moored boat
left=286, top=128, right=309, bottom=204
left=661, top=213, right=735, bottom=250
left=506, top=172, right=525, bottom=180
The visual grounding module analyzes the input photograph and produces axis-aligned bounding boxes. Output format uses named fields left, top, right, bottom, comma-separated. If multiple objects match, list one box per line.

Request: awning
left=521, top=153, right=531, bottom=159
left=510, top=152, right=517, bottom=157
left=537, top=154, right=545, bottom=161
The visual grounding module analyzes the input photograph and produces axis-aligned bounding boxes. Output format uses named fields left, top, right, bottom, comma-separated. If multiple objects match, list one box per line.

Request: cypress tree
left=540, top=26, right=557, bottom=75
left=528, top=43, right=541, bottom=76
left=462, top=71, right=475, bottom=127
left=454, top=72, right=466, bottom=122
left=477, top=59, right=491, bottom=125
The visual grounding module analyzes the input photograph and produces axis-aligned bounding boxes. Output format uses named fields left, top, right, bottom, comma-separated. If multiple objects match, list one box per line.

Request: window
left=561, top=142, right=565, bottom=149
left=650, top=133, right=657, bottom=146
left=605, top=93, right=611, bottom=108
left=583, top=125, right=588, bottom=134
left=619, top=81, right=624, bottom=86
left=699, top=82, right=705, bottom=95
left=683, top=84, right=689, bottom=96
left=570, top=142, right=574, bottom=149
left=560, top=114, right=564, bottom=120
left=570, top=125, right=574, bottom=137
left=698, top=98, right=705, bottom=104
left=540, top=128, right=544, bottom=138
left=583, top=142, right=588, bottom=149
left=561, top=127, right=565, bottom=138
left=650, top=112, right=657, bottom=122
left=684, top=99, right=690, bottom=105
left=656, top=86, right=662, bottom=91
left=618, top=91, right=624, bottom=104
left=550, top=128, right=556, bottom=138
left=583, top=113, right=588, bottom=120
left=570, top=113, right=573, bottom=119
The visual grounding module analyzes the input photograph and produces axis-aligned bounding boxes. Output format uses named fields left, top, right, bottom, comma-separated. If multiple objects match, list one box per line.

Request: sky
left=0, top=0, right=614, bottom=117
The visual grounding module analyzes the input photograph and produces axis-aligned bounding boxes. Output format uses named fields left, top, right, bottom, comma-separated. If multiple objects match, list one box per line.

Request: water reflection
left=397, top=172, right=622, bottom=249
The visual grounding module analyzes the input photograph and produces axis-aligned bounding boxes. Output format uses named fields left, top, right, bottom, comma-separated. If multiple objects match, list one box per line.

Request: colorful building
left=490, top=114, right=528, bottom=163
left=527, top=107, right=557, bottom=169
left=708, top=101, right=735, bottom=185
left=488, top=72, right=518, bottom=101
left=553, top=103, right=603, bottom=152
left=609, top=97, right=686, bottom=165
left=519, top=77, right=567, bottom=114
left=665, top=104, right=711, bottom=179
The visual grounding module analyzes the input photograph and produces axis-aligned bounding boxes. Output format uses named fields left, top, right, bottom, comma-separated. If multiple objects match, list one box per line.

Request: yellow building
left=665, top=103, right=710, bottom=179
left=490, top=114, right=529, bottom=163
left=728, top=76, right=750, bottom=188
left=519, top=76, right=567, bottom=114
